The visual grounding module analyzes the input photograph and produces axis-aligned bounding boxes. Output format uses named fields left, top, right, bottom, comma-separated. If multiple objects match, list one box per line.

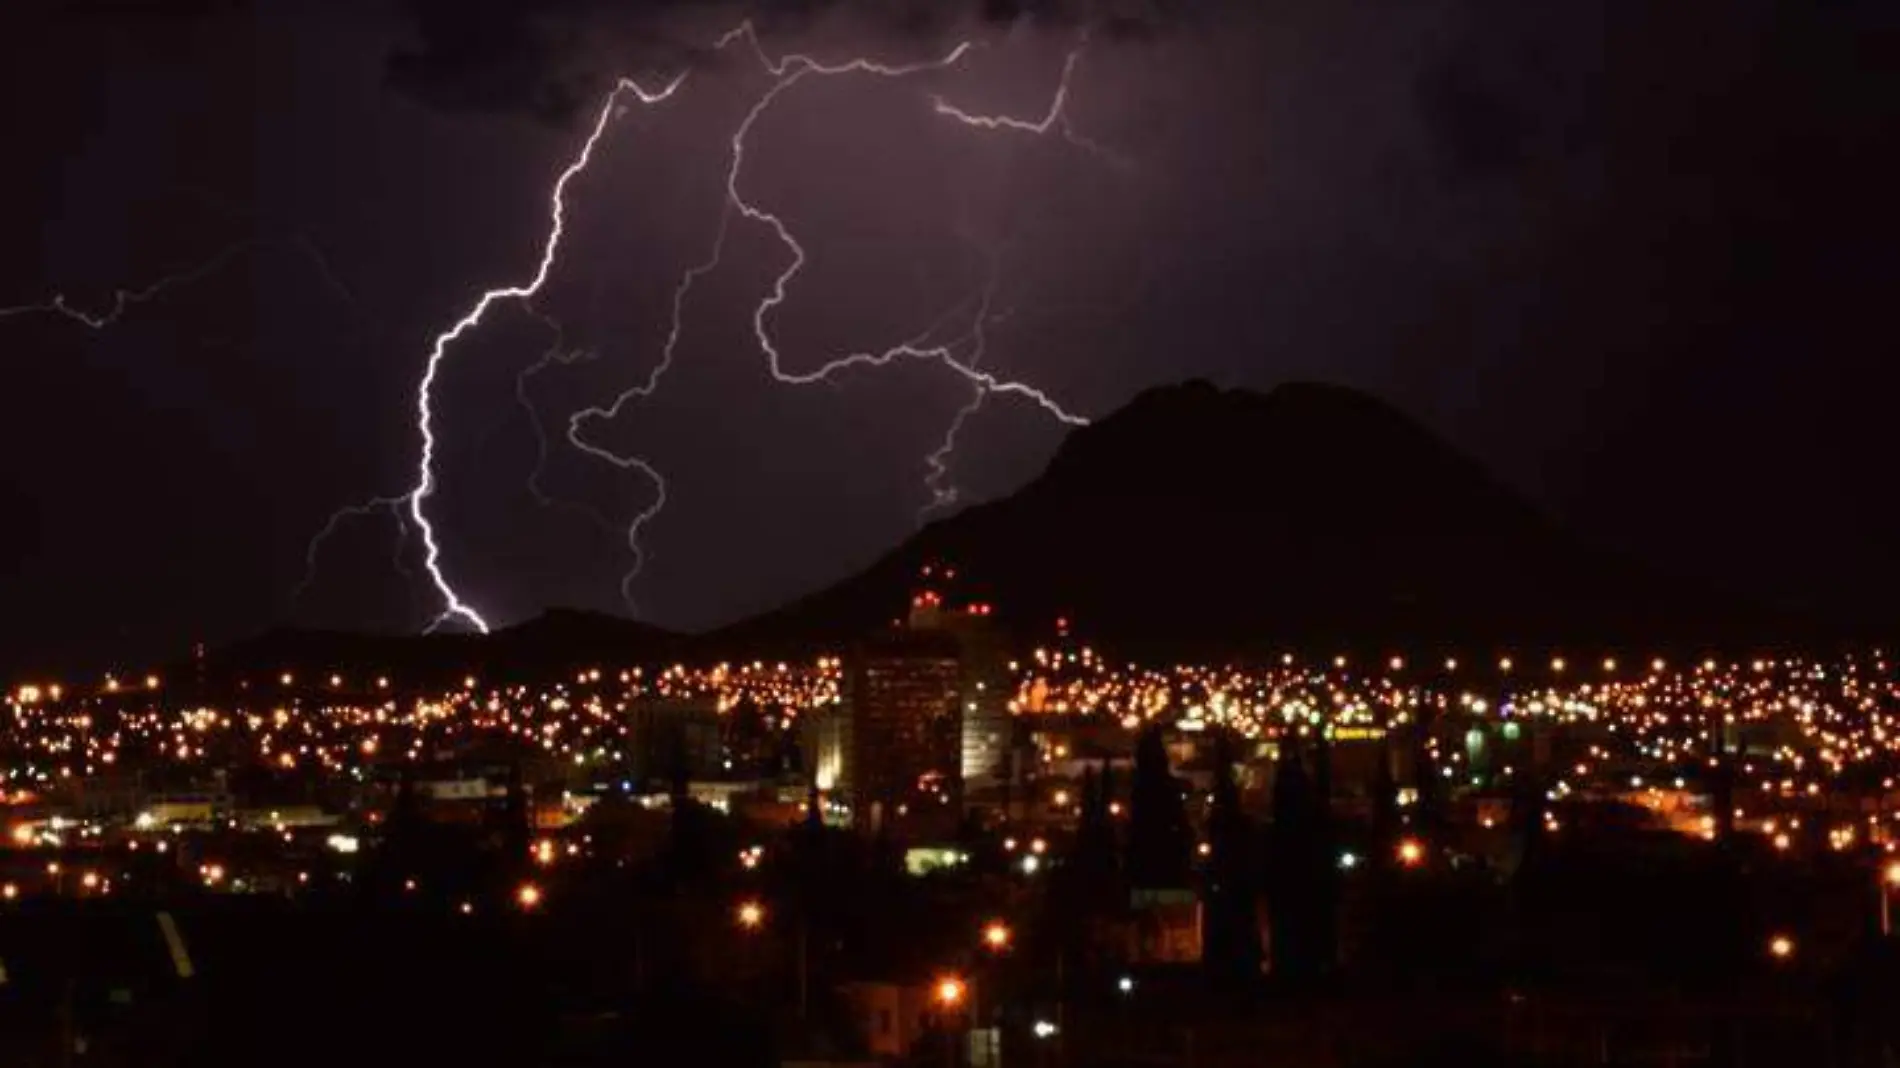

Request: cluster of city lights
left=0, top=660, right=840, bottom=785
left=1016, top=648, right=1900, bottom=843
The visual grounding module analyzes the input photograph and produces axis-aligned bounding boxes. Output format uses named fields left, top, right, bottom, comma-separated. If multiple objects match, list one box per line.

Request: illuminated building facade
left=907, top=591, right=1011, bottom=791
left=846, top=631, right=962, bottom=833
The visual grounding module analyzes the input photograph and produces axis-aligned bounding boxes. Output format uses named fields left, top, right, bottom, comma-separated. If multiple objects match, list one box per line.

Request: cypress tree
left=1265, top=737, right=1316, bottom=983
left=1127, top=725, right=1192, bottom=891
left=1202, top=732, right=1261, bottom=986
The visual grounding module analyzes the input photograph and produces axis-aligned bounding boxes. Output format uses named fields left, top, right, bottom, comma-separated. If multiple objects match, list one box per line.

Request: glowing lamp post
left=1397, top=837, right=1425, bottom=869
left=737, top=900, right=765, bottom=931
left=934, top=976, right=967, bottom=1068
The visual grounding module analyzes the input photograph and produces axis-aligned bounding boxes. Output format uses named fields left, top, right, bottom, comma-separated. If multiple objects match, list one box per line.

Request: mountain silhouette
left=198, top=608, right=683, bottom=688
left=194, top=380, right=1790, bottom=684
left=713, top=379, right=1772, bottom=659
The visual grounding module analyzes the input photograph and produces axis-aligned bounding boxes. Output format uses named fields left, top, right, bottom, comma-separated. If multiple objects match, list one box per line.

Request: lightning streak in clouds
left=402, top=70, right=689, bottom=633
left=560, top=207, right=734, bottom=611
left=569, top=26, right=1095, bottom=603
left=919, top=234, right=1010, bottom=517
left=355, top=23, right=1100, bottom=632
left=294, top=496, right=411, bottom=606
left=931, top=43, right=1127, bottom=170
left=514, top=322, right=619, bottom=535
left=0, top=244, right=248, bottom=329
left=710, top=29, right=1092, bottom=429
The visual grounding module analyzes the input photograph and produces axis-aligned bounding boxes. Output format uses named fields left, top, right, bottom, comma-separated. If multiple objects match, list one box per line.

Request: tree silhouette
left=1709, top=703, right=1737, bottom=846
left=1126, top=725, right=1191, bottom=891
left=496, top=761, right=531, bottom=873
left=1037, top=763, right=1120, bottom=1000
left=1311, top=728, right=1341, bottom=974
left=1506, top=719, right=1546, bottom=879
left=1201, top=731, right=1261, bottom=986
left=1265, top=735, right=1333, bottom=985
left=1072, top=762, right=1119, bottom=889
left=1371, top=728, right=1401, bottom=861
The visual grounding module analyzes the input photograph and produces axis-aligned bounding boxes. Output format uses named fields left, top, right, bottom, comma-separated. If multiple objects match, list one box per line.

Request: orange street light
left=982, top=921, right=1012, bottom=952
left=935, top=976, right=966, bottom=1009
left=1397, top=837, right=1425, bottom=868
left=737, top=900, right=766, bottom=930
left=1768, top=933, right=1795, bottom=961
left=516, top=882, right=543, bottom=910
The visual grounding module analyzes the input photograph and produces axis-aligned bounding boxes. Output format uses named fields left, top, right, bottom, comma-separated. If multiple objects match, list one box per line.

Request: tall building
left=930, top=603, right=1012, bottom=792
left=845, top=629, right=962, bottom=833
left=901, top=579, right=1013, bottom=792
left=804, top=700, right=849, bottom=794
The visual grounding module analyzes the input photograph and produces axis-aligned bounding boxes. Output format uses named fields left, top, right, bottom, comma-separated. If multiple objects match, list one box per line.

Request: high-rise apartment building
left=845, top=629, right=962, bottom=833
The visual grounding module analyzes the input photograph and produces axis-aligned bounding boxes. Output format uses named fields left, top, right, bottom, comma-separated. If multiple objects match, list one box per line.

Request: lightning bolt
left=2, top=235, right=370, bottom=334
left=398, top=70, right=691, bottom=633
left=716, top=31, right=1092, bottom=426
left=930, top=42, right=1128, bottom=171
left=293, top=496, right=412, bottom=607
left=0, top=244, right=248, bottom=329
left=920, top=238, right=1010, bottom=518
left=0, top=233, right=400, bottom=616
left=335, top=22, right=1102, bottom=632
left=514, top=319, right=620, bottom=535
left=289, top=234, right=362, bottom=312
left=568, top=26, right=1096, bottom=606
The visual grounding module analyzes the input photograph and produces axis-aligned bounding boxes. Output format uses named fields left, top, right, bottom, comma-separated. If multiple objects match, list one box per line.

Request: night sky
left=2, top=0, right=1894, bottom=677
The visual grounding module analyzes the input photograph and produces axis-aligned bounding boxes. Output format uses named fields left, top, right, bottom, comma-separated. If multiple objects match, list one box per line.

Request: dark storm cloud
left=1414, top=8, right=1603, bottom=182
left=386, top=0, right=602, bottom=122
left=57, top=0, right=250, bottom=14
left=383, top=0, right=1198, bottom=118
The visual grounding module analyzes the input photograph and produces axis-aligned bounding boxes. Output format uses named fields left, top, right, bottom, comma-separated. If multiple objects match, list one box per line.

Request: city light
left=2, top=638, right=1898, bottom=953
left=982, top=920, right=1012, bottom=951
left=1769, top=934, right=1795, bottom=960
left=1397, top=838, right=1424, bottom=868
left=935, top=976, right=966, bottom=1008
left=516, top=883, right=543, bottom=910
left=737, top=900, right=765, bottom=930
